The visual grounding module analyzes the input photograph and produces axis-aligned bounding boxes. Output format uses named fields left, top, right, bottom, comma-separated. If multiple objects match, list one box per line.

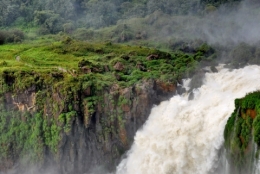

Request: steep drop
left=116, top=65, right=260, bottom=174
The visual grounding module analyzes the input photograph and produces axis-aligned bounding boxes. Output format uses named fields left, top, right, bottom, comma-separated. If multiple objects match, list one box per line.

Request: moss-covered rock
left=224, top=91, right=260, bottom=174
left=0, top=39, right=215, bottom=173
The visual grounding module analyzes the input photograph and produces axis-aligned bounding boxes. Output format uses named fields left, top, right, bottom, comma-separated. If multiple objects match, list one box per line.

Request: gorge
left=1, top=0, right=260, bottom=174
left=116, top=65, right=260, bottom=174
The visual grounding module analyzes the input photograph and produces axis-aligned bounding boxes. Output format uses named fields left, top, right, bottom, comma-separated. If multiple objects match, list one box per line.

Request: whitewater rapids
left=116, top=65, right=260, bottom=174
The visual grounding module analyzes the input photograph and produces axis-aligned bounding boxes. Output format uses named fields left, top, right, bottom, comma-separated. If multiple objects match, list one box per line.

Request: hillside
left=1, top=0, right=260, bottom=173
left=0, top=37, right=216, bottom=173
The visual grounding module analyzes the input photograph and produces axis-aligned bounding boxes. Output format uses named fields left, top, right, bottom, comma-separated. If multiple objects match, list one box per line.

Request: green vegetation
left=0, top=0, right=248, bottom=45
left=0, top=110, right=46, bottom=165
left=0, top=0, right=203, bottom=30
left=0, top=0, right=245, bottom=29
left=0, top=29, right=25, bottom=45
left=0, top=37, right=214, bottom=88
left=224, top=91, right=260, bottom=173
left=0, top=36, right=215, bottom=167
left=200, top=0, right=242, bottom=7
left=0, top=0, right=254, bottom=171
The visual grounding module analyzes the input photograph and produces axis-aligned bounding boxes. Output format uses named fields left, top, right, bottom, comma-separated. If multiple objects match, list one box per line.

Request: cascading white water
left=116, top=65, right=260, bottom=174
left=255, top=154, right=260, bottom=174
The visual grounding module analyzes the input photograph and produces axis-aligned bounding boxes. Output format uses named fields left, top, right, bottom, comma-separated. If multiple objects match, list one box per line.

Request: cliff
left=224, top=91, right=260, bottom=174
left=0, top=78, right=177, bottom=173
left=0, top=39, right=214, bottom=173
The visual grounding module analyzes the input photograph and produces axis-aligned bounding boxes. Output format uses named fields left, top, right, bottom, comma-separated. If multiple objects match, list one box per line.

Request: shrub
left=0, top=29, right=25, bottom=44
left=34, top=10, right=63, bottom=34
left=0, top=30, right=6, bottom=45
left=119, top=31, right=134, bottom=42
left=37, top=26, right=50, bottom=35
left=73, top=28, right=94, bottom=41
left=63, top=22, right=75, bottom=34
left=9, top=29, right=25, bottom=43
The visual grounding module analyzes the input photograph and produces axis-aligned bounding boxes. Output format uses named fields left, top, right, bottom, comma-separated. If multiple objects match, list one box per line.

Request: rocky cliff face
left=0, top=78, right=177, bottom=174
left=224, top=91, right=260, bottom=174
left=0, top=38, right=214, bottom=174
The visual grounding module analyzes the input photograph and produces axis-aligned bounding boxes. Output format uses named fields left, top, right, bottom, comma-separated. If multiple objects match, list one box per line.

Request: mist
left=2, top=166, right=110, bottom=174
left=177, top=0, right=260, bottom=46
left=2, top=0, right=260, bottom=48
left=2, top=167, right=58, bottom=174
left=1, top=0, right=260, bottom=174
left=71, top=0, right=260, bottom=53
left=121, top=0, right=257, bottom=48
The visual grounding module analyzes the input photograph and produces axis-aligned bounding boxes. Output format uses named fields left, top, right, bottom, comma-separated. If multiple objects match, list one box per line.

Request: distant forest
left=0, top=0, right=243, bottom=33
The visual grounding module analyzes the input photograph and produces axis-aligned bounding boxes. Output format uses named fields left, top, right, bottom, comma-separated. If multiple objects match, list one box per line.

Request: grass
left=0, top=37, right=208, bottom=86
left=0, top=42, right=77, bottom=70
left=0, top=35, right=215, bottom=167
left=0, top=36, right=217, bottom=96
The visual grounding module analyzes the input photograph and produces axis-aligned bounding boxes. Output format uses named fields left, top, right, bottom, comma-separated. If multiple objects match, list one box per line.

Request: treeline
left=0, top=0, right=243, bottom=34
left=200, top=0, right=241, bottom=6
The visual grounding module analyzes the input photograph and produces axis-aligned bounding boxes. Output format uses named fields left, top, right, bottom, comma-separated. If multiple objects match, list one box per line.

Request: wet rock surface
left=1, top=79, right=176, bottom=174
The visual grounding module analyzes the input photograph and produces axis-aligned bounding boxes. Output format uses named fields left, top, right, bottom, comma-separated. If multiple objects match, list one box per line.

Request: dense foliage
left=0, top=37, right=215, bottom=88
left=0, top=0, right=258, bottom=171
left=224, top=91, right=260, bottom=173
left=200, top=0, right=242, bottom=6
left=0, top=29, right=25, bottom=45
left=0, top=38, right=215, bottom=168
left=0, top=0, right=244, bottom=32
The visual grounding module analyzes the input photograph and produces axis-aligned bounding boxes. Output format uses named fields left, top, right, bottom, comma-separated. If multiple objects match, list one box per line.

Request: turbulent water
left=116, top=65, right=260, bottom=174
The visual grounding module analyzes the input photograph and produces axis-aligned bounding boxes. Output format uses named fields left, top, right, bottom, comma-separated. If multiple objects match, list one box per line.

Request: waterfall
left=116, top=65, right=260, bottom=174
left=255, top=151, right=260, bottom=174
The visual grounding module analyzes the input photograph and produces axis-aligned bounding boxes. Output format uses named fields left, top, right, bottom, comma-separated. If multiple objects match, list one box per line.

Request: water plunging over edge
left=116, top=65, right=260, bottom=174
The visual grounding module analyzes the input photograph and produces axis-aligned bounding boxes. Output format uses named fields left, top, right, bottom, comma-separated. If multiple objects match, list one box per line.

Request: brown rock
left=146, top=54, right=159, bottom=60
left=81, top=66, right=91, bottom=74
left=113, top=62, right=124, bottom=71
left=122, top=104, right=130, bottom=112
left=92, top=67, right=101, bottom=73
left=136, top=62, right=146, bottom=71
left=84, top=105, right=90, bottom=127
left=156, top=80, right=176, bottom=92
left=246, top=109, right=257, bottom=119
left=119, top=127, right=128, bottom=146
left=114, top=73, right=121, bottom=81
left=104, top=65, right=110, bottom=72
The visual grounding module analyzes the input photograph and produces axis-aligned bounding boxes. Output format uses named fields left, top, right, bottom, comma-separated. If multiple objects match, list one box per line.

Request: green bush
left=253, top=116, right=260, bottom=144
left=0, top=31, right=6, bottom=45
left=34, top=10, right=63, bottom=34
left=73, top=28, right=95, bottom=41
left=63, top=22, right=75, bottom=34
left=224, top=91, right=260, bottom=171
left=0, top=29, right=25, bottom=44
left=37, top=26, right=50, bottom=35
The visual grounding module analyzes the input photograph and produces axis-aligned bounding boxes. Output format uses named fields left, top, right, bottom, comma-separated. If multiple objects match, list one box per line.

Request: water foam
left=116, top=65, right=260, bottom=174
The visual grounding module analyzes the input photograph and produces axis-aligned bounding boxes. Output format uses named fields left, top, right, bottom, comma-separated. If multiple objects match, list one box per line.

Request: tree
left=34, top=10, right=63, bottom=34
